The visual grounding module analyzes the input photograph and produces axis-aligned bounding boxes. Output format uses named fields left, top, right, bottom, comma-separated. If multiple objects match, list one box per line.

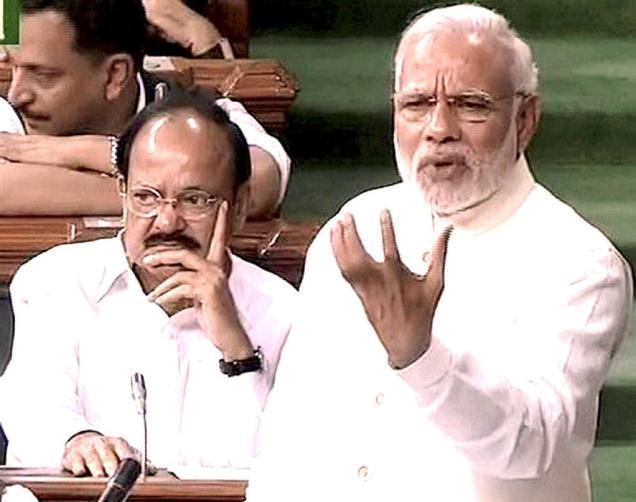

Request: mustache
left=17, top=106, right=49, bottom=122
left=144, top=232, right=200, bottom=250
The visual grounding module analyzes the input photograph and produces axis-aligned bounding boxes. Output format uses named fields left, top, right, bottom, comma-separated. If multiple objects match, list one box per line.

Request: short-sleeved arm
left=215, top=98, right=291, bottom=209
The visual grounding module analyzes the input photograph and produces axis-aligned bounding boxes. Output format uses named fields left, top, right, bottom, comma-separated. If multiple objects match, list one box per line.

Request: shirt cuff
left=396, top=337, right=452, bottom=403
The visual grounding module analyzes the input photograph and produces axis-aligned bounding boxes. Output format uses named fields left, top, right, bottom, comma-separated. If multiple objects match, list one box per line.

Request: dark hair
left=22, top=0, right=147, bottom=71
left=117, top=88, right=251, bottom=192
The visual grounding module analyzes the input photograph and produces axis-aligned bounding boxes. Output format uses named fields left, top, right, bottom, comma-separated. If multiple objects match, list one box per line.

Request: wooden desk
left=0, top=58, right=299, bottom=132
left=0, top=467, right=246, bottom=501
left=0, top=217, right=320, bottom=288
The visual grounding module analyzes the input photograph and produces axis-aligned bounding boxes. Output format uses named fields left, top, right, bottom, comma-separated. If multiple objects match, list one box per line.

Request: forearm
left=0, top=163, right=122, bottom=215
left=399, top=250, right=632, bottom=478
left=0, top=134, right=114, bottom=174
left=247, top=146, right=283, bottom=220
left=143, top=0, right=219, bottom=54
left=59, top=135, right=114, bottom=174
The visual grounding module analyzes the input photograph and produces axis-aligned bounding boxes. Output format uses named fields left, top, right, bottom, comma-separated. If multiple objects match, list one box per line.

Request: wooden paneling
left=1, top=467, right=246, bottom=502
left=0, top=58, right=299, bottom=132
left=0, top=217, right=320, bottom=288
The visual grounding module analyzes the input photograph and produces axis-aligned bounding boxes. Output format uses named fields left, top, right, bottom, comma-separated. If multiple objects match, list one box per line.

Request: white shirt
left=0, top=73, right=291, bottom=208
left=0, top=235, right=297, bottom=469
left=246, top=161, right=633, bottom=502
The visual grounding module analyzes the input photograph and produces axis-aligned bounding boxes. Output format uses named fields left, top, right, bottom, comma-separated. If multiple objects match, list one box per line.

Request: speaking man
left=0, top=89, right=296, bottom=476
left=245, top=4, right=633, bottom=502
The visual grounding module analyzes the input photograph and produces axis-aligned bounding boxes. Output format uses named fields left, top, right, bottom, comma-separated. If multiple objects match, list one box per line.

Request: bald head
left=117, top=89, right=251, bottom=195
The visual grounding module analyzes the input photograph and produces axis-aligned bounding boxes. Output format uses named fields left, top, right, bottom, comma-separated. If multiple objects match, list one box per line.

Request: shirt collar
left=95, top=232, right=134, bottom=303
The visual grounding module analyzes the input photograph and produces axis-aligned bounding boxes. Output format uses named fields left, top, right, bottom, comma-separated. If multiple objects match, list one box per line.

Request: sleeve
left=398, top=248, right=633, bottom=479
left=0, top=262, right=92, bottom=466
left=214, top=98, right=291, bottom=208
left=0, top=97, right=26, bottom=134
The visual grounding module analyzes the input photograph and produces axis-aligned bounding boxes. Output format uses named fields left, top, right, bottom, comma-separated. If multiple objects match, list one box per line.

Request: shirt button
left=375, top=392, right=385, bottom=406
left=357, top=465, right=369, bottom=480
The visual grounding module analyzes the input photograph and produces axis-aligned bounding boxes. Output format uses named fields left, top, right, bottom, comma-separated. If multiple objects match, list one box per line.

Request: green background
left=1, top=0, right=19, bottom=44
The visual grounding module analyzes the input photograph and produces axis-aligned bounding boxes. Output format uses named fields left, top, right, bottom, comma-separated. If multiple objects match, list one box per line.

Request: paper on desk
left=168, top=465, right=249, bottom=481
left=144, top=56, right=176, bottom=72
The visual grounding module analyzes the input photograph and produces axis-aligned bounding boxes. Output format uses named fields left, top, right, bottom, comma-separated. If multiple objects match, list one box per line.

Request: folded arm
left=0, top=162, right=121, bottom=215
left=142, top=0, right=222, bottom=56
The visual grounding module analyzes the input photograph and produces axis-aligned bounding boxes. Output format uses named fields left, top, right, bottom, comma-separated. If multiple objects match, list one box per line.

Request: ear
left=103, top=54, right=135, bottom=102
left=230, top=182, right=250, bottom=234
left=516, top=94, right=541, bottom=154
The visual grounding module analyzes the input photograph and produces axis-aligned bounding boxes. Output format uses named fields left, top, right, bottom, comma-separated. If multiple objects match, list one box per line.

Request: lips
left=419, top=152, right=467, bottom=180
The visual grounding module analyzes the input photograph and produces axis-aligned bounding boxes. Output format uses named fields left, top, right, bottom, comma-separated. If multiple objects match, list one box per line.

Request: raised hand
left=331, top=209, right=451, bottom=369
left=145, top=201, right=253, bottom=360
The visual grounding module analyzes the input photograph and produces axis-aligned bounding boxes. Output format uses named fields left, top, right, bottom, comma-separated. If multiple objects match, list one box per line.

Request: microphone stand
left=130, top=373, right=148, bottom=479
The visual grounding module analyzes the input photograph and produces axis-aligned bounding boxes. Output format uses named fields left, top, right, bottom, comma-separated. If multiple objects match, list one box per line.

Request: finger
left=111, top=437, right=137, bottom=461
left=425, top=225, right=453, bottom=292
left=380, top=209, right=401, bottom=262
left=207, top=199, right=229, bottom=263
left=147, top=270, right=196, bottom=301
left=143, top=249, right=205, bottom=271
left=331, top=213, right=375, bottom=281
left=62, top=448, right=88, bottom=477
left=152, top=284, right=194, bottom=309
left=330, top=220, right=348, bottom=273
left=82, top=443, right=107, bottom=477
left=94, top=439, right=121, bottom=477
left=341, top=213, right=367, bottom=257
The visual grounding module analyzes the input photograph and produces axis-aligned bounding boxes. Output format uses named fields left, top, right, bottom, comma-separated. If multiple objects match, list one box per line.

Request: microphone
left=130, top=372, right=148, bottom=478
left=96, top=458, right=141, bottom=502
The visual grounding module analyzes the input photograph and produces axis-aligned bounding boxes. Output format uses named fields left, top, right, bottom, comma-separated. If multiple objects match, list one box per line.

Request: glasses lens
left=454, top=95, right=492, bottom=122
left=129, top=188, right=160, bottom=217
left=177, top=190, right=219, bottom=219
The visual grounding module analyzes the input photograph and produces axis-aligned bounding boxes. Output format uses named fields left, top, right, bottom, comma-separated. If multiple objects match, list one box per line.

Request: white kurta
left=0, top=236, right=297, bottom=469
left=246, top=164, right=632, bottom=502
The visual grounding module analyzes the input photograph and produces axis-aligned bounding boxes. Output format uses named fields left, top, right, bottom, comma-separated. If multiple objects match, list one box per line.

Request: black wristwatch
left=219, top=347, right=263, bottom=377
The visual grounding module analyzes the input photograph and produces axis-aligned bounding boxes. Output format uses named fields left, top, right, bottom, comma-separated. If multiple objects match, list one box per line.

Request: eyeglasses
left=393, top=90, right=528, bottom=123
left=124, top=186, right=223, bottom=220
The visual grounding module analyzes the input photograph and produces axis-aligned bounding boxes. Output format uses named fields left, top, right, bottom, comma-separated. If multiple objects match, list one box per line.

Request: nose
left=152, top=201, right=186, bottom=234
left=424, top=98, right=461, bottom=144
left=7, top=68, right=34, bottom=108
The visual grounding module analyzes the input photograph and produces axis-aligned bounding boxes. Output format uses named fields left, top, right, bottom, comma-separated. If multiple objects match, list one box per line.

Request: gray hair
left=394, top=3, right=538, bottom=94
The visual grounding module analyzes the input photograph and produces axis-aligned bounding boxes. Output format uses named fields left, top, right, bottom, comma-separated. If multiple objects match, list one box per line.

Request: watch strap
left=219, top=346, right=262, bottom=377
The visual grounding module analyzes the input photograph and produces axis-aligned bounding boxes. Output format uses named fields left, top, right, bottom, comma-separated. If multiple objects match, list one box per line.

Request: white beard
left=393, top=127, right=517, bottom=217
